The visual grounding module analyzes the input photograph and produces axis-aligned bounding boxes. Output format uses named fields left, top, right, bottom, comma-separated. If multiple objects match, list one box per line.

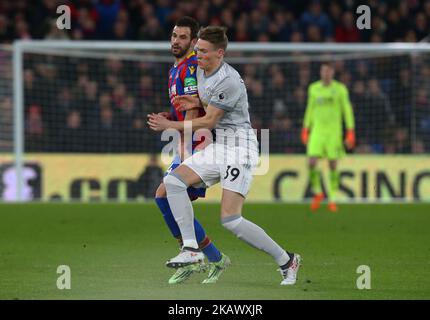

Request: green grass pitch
left=0, top=202, right=429, bottom=300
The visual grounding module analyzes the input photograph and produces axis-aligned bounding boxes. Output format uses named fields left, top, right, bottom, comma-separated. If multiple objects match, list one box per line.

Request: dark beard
left=172, top=45, right=190, bottom=58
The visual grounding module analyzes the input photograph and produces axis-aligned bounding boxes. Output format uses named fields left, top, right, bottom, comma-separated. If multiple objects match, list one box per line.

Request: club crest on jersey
left=188, top=66, right=196, bottom=75
left=206, top=87, right=213, bottom=97
left=169, top=84, right=177, bottom=97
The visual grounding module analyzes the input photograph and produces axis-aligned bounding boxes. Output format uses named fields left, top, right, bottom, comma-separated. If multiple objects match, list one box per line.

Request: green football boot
left=168, top=263, right=207, bottom=284
left=202, top=253, right=231, bottom=284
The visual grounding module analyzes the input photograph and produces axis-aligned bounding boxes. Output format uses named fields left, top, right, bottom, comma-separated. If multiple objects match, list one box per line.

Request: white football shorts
left=182, top=142, right=259, bottom=197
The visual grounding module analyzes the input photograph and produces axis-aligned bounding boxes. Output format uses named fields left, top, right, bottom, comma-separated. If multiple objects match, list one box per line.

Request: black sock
left=182, top=246, right=201, bottom=252
left=280, top=252, right=295, bottom=270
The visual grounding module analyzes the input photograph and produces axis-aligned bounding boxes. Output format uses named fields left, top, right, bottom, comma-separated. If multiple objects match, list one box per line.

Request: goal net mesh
left=9, top=46, right=429, bottom=155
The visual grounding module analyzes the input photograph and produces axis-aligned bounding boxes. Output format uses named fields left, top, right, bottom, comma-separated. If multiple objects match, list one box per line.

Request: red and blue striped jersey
left=168, top=51, right=202, bottom=121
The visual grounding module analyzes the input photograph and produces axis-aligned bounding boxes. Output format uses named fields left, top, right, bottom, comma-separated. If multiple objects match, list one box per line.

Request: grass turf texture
left=0, top=203, right=429, bottom=300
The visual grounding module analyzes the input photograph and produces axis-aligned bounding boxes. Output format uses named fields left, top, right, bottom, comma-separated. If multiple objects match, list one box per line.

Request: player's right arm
left=173, top=95, right=202, bottom=112
left=301, top=84, right=314, bottom=145
left=148, top=105, right=223, bottom=132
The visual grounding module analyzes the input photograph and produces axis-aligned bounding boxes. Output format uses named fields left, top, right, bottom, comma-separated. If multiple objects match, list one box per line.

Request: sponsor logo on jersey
left=184, top=85, right=197, bottom=93
left=184, top=77, right=197, bottom=87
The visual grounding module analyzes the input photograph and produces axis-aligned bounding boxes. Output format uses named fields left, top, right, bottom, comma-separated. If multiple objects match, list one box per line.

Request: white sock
left=164, top=173, right=198, bottom=249
left=222, top=215, right=290, bottom=266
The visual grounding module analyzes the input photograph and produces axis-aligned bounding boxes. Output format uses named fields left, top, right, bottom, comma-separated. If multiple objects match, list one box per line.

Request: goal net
left=2, top=42, right=430, bottom=202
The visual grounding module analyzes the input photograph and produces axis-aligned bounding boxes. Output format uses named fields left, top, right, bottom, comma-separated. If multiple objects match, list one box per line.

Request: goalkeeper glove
left=344, top=129, right=356, bottom=150
left=301, top=128, right=309, bottom=145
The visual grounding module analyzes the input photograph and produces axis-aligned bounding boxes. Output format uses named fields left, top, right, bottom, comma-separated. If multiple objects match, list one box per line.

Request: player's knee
left=309, top=158, right=318, bottom=168
left=155, top=183, right=166, bottom=198
left=163, top=174, right=188, bottom=195
left=221, top=215, right=243, bottom=234
left=329, top=161, right=337, bottom=171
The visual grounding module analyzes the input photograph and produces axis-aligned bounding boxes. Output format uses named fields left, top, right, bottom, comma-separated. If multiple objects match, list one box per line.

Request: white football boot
left=279, top=254, right=302, bottom=285
left=166, top=247, right=205, bottom=269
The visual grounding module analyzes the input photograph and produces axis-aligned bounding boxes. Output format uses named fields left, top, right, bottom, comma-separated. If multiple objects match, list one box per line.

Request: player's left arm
left=148, top=104, right=224, bottom=131
left=341, top=84, right=356, bottom=149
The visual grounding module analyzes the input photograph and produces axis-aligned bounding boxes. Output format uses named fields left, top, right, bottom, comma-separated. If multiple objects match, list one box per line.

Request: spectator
left=299, top=0, right=333, bottom=41
left=385, top=8, right=405, bottom=42
left=335, top=12, right=361, bottom=42
left=392, top=69, right=412, bottom=128
left=0, top=98, right=13, bottom=151
left=24, top=69, right=38, bottom=108
left=414, top=12, right=429, bottom=41
left=267, top=70, right=287, bottom=122
left=249, top=9, right=270, bottom=40
left=289, top=86, right=307, bottom=128
left=248, top=79, right=269, bottom=126
left=155, top=0, right=174, bottom=28
left=328, top=2, right=342, bottom=27
left=269, top=116, right=296, bottom=153
left=74, top=7, right=97, bottom=39
left=0, top=15, right=11, bottom=43
left=95, top=106, right=118, bottom=152
left=234, top=15, right=250, bottom=41
left=138, top=16, right=165, bottom=40
left=95, top=0, right=121, bottom=39
left=371, top=15, right=387, bottom=40
left=136, top=154, right=164, bottom=199
left=61, top=110, right=85, bottom=152
left=25, top=105, right=45, bottom=150
left=80, top=81, right=100, bottom=130
left=112, top=20, right=130, bottom=40
left=366, top=79, right=395, bottom=147
left=306, top=25, right=323, bottom=42
left=1, top=0, right=428, bottom=43
left=44, top=19, right=70, bottom=40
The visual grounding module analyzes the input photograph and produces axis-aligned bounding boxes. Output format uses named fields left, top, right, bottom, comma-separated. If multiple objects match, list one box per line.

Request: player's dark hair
left=198, top=26, right=228, bottom=50
left=175, top=16, right=200, bottom=40
left=321, top=61, right=334, bottom=69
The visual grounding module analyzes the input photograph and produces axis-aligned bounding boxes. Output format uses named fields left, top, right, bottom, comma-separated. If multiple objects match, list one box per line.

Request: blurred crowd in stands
left=1, top=0, right=430, bottom=43
left=0, top=0, right=429, bottom=153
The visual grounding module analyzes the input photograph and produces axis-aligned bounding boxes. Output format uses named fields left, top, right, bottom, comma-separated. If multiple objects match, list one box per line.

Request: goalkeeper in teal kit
left=301, top=62, right=356, bottom=212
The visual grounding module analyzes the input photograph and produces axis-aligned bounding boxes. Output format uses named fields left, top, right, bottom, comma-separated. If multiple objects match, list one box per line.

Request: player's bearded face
left=171, top=27, right=192, bottom=58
